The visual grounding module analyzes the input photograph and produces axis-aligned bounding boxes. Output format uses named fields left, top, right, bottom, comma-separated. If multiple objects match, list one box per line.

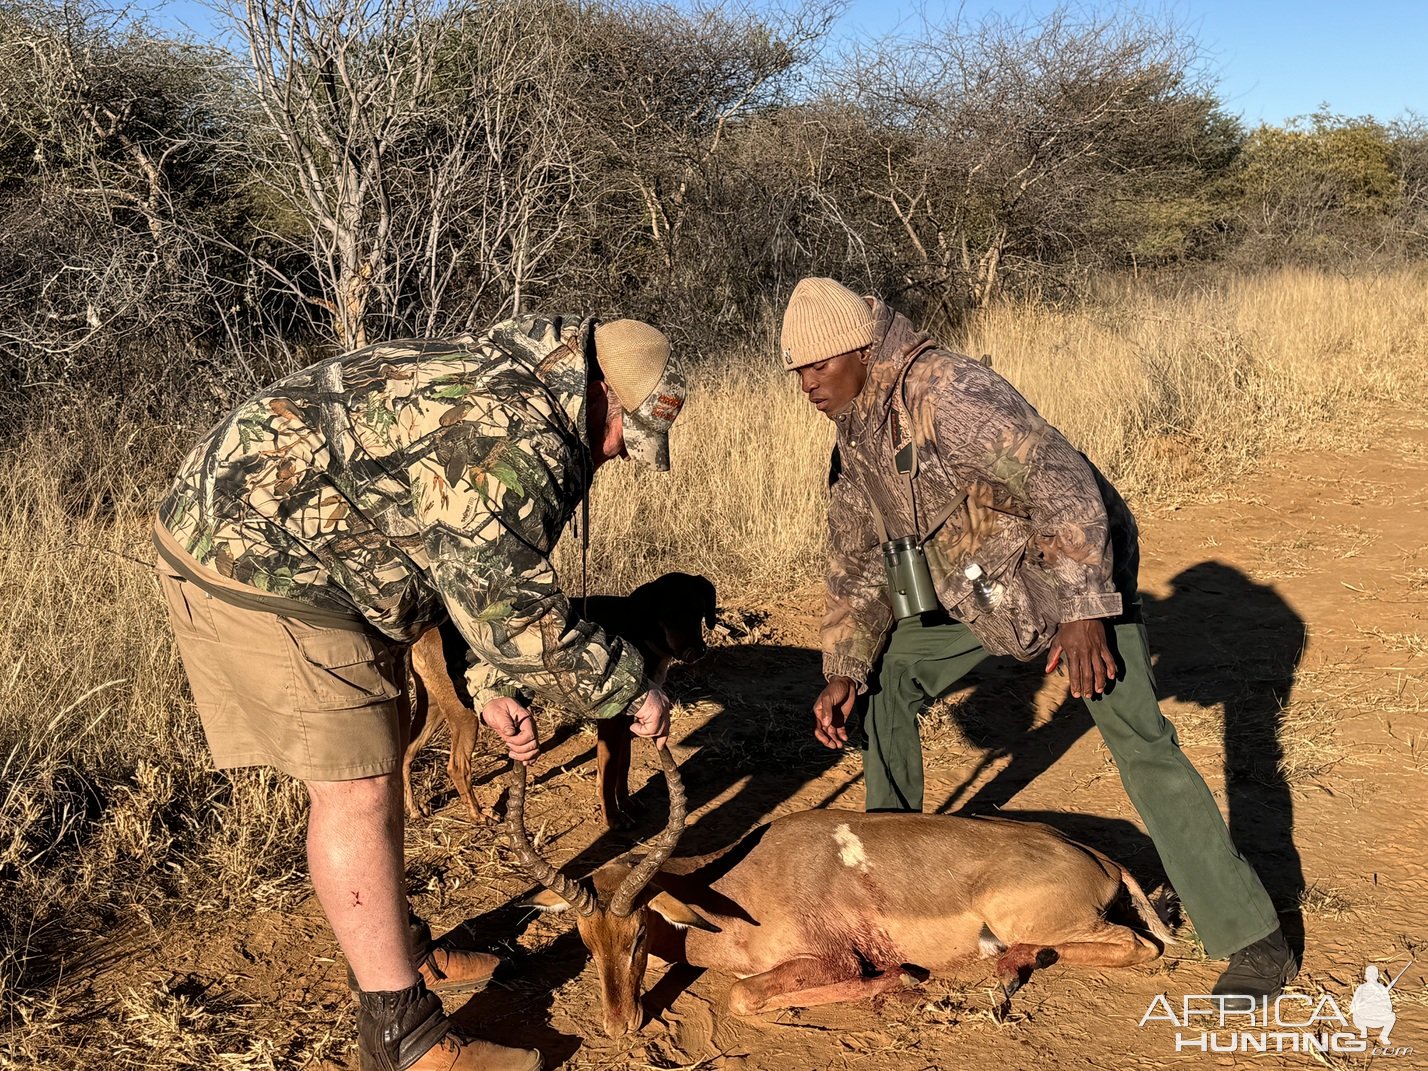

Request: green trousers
left=858, top=613, right=1281, bottom=959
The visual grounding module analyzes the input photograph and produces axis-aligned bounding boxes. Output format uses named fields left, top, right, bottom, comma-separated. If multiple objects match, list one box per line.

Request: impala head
left=507, top=747, right=713, bottom=1038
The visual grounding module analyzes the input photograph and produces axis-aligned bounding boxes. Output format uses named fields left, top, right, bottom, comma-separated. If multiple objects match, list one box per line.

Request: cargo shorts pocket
left=157, top=570, right=220, bottom=643
left=287, top=623, right=403, bottom=710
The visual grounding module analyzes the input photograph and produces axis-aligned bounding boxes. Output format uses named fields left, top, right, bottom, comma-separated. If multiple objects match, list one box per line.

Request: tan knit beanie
left=779, top=277, right=878, bottom=370
left=593, top=319, right=685, bottom=471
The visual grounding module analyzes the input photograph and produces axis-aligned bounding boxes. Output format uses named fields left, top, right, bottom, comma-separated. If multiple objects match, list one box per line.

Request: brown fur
left=528, top=808, right=1173, bottom=1034
left=402, top=572, right=716, bottom=827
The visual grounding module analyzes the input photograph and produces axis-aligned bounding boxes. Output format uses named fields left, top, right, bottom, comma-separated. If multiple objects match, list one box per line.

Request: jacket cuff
left=617, top=687, right=651, bottom=721
left=470, top=679, right=524, bottom=710
left=823, top=654, right=871, bottom=693
left=1060, top=591, right=1123, bottom=622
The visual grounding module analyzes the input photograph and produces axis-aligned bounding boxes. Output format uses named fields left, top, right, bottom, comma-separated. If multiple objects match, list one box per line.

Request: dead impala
left=507, top=748, right=1173, bottom=1037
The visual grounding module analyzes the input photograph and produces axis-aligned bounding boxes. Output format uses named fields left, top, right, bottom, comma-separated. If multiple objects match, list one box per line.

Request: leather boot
left=348, top=915, right=502, bottom=998
left=357, top=982, right=541, bottom=1071
left=1212, top=927, right=1300, bottom=999
left=410, top=916, right=502, bottom=998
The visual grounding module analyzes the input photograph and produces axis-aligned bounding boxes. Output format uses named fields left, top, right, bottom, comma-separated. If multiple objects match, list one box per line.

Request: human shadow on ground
left=1142, top=561, right=1309, bottom=952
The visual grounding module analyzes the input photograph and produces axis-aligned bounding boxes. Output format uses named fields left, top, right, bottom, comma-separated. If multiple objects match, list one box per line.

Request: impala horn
left=506, top=758, right=598, bottom=916
left=609, top=746, right=686, bottom=917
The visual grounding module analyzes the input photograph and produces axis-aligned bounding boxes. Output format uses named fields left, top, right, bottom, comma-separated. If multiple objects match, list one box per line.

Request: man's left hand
left=630, top=687, right=672, bottom=749
left=1045, top=618, right=1118, bottom=699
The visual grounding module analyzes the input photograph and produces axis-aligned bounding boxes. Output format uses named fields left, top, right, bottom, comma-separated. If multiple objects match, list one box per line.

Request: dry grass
left=964, top=266, right=1428, bottom=503
left=1296, top=882, right=1356, bottom=921
left=1355, top=624, right=1428, bottom=659
left=2, top=266, right=1427, bottom=1065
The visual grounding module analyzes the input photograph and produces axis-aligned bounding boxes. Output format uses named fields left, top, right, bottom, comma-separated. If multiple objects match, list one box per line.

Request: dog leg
left=409, top=628, right=489, bottom=820
left=596, top=715, right=638, bottom=831
left=446, top=703, right=491, bottom=822
left=404, top=655, right=437, bottom=819
left=609, top=713, right=638, bottom=826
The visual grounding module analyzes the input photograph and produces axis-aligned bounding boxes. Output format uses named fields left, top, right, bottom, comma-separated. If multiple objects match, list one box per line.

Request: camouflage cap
left=594, top=319, right=686, bottom=471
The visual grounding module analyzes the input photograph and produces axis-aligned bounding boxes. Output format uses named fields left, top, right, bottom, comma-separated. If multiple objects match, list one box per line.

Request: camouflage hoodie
left=158, top=314, right=648, bottom=720
left=824, top=300, right=1138, bottom=684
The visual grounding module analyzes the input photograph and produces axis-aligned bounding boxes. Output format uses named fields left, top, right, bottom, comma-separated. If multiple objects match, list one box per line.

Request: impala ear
left=522, top=889, right=573, bottom=913
left=649, top=891, right=720, bottom=933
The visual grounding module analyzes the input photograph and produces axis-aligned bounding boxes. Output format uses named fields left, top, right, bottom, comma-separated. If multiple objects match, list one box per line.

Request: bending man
left=781, top=278, right=1297, bottom=1000
left=156, top=315, right=685, bottom=1071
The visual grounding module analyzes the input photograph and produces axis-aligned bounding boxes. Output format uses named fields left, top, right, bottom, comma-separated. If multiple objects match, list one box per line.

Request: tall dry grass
left=968, top=267, right=1428, bottom=496
left=575, top=265, right=1428, bottom=593
left=1, top=267, right=1426, bottom=1060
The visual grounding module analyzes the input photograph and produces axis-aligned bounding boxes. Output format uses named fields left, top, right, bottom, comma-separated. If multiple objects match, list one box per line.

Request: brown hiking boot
left=357, top=983, right=541, bottom=1071
left=348, top=916, right=502, bottom=999
left=398, top=1033, right=543, bottom=1071
left=411, top=917, right=502, bottom=998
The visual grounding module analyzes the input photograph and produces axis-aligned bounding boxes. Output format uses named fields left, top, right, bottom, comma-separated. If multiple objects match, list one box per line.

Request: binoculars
left=882, top=536, right=941, bottom=619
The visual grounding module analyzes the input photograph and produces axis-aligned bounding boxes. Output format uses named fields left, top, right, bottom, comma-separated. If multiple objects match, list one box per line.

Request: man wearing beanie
left=781, top=277, right=1298, bottom=1002
left=155, top=313, right=685, bottom=1071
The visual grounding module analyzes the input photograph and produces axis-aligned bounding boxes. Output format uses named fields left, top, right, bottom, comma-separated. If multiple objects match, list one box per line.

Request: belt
left=152, top=518, right=374, bottom=634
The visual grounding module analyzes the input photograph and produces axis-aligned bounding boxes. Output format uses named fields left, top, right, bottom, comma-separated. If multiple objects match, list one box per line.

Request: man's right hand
left=630, top=686, right=672, bottom=749
left=481, top=697, right=540, bottom=764
left=813, top=676, right=858, bottom=749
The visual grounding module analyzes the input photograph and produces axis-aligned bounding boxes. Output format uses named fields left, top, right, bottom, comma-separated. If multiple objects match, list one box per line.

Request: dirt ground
left=93, top=409, right=1427, bottom=1070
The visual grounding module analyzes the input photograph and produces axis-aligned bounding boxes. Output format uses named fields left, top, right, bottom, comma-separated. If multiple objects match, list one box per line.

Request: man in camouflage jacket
left=155, top=314, right=685, bottom=1071
left=780, top=278, right=1298, bottom=1003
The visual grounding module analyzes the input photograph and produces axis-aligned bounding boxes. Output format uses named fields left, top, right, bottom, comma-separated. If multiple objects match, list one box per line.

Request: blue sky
left=150, top=0, right=1425, bottom=128
left=830, top=1, right=1426, bottom=127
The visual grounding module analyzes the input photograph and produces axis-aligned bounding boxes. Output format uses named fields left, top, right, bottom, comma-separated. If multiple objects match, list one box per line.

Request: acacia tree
left=541, top=0, right=833, bottom=332
left=229, top=0, right=585, bottom=350
left=1232, top=111, right=1400, bottom=260
left=1389, top=115, right=1428, bottom=252
left=792, top=6, right=1218, bottom=327
left=0, top=0, right=234, bottom=382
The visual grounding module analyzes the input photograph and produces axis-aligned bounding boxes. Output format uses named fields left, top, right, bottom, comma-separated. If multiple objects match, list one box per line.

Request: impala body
left=510, top=752, right=1171, bottom=1037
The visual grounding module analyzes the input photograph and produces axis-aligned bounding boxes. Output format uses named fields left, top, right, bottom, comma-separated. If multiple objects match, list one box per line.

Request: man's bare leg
left=306, top=772, right=417, bottom=991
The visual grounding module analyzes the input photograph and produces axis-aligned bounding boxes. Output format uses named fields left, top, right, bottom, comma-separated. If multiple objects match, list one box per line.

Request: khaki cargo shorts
left=157, top=566, right=410, bottom=782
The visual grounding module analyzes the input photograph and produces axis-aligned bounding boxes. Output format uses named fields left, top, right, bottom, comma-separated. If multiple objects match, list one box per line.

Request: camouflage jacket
left=158, top=314, right=648, bottom=720
left=824, top=301, right=1138, bottom=684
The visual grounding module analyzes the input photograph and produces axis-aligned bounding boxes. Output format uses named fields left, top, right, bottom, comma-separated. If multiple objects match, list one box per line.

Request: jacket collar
left=835, top=298, right=938, bottom=434
left=479, top=312, right=596, bottom=486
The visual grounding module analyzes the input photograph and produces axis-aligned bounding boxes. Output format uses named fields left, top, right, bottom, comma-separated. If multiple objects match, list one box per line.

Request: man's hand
left=1045, top=619, right=1118, bottom=699
left=813, top=676, right=858, bottom=749
left=481, top=697, right=540, bottom=764
left=630, top=687, right=672, bottom=749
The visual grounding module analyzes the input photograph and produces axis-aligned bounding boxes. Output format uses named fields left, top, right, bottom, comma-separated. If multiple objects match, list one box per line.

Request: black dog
left=403, top=572, right=717, bottom=829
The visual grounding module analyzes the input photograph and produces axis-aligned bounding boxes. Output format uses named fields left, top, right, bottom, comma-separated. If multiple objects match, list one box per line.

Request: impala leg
left=728, top=956, right=920, bottom=1016
left=992, top=944, right=1060, bottom=1014
left=1048, top=923, right=1163, bottom=968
